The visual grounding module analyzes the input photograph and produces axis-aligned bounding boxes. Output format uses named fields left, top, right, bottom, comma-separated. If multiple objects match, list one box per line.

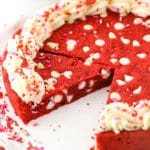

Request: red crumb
left=89, top=147, right=94, bottom=150
left=32, top=122, right=38, bottom=127
left=0, top=146, right=5, bottom=150
left=0, top=57, right=3, bottom=65
left=27, top=142, right=44, bottom=150
left=0, top=92, right=3, bottom=98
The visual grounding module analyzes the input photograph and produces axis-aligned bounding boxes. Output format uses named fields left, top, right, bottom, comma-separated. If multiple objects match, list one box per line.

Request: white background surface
left=0, top=1, right=108, bottom=150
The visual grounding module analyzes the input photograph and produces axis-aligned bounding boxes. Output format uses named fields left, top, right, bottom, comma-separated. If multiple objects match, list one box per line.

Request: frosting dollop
left=3, top=0, right=150, bottom=104
left=99, top=100, right=150, bottom=134
left=131, top=0, right=150, bottom=17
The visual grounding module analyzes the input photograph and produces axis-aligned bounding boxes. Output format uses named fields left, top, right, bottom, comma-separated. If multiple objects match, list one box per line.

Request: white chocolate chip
left=83, top=46, right=90, bottom=53
left=132, top=40, right=140, bottom=47
left=63, top=71, right=73, bottom=79
left=136, top=53, right=147, bottom=59
left=143, top=34, right=150, bottom=42
left=121, top=37, right=130, bottom=44
left=51, top=95, right=63, bottom=103
left=45, top=78, right=57, bottom=90
left=110, top=58, right=118, bottom=64
left=86, top=88, right=93, bottom=93
left=108, top=32, right=117, bottom=39
left=95, top=39, right=105, bottom=46
left=119, top=57, right=130, bottom=65
left=63, top=89, right=68, bottom=95
left=94, top=31, right=98, bottom=34
left=63, top=89, right=73, bottom=103
left=89, top=80, right=95, bottom=87
left=133, top=86, right=142, bottom=94
left=51, top=71, right=60, bottom=78
left=114, top=22, right=125, bottom=30
left=101, top=69, right=111, bottom=79
left=78, top=81, right=87, bottom=90
left=47, top=42, right=59, bottom=50
left=83, top=24, right=93, bottom=30
left=116, top=79, right=126, bottom=86
left=67, top=39, right=77, bottom=51
left=110, top=92, right=121, bottom=101
left=133, top=18, right=143, bottom=25
left=67, top=95, right=73, bottom=103
left=84, top=58, right=93, bottom=66
left=124, top=75, right=134, bottom=82
left=93, top=53, right=100, bottom=59
left=37, top=62, right=45, bottom=69
left=47, top=101, right=55, bottom=110
left=69, top=31, right=73, bottom=34
left=84, top=53, right=100, bottom=66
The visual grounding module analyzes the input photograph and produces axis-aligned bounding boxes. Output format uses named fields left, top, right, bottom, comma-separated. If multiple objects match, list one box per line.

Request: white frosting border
left=99, top=100, right=150, bottom=134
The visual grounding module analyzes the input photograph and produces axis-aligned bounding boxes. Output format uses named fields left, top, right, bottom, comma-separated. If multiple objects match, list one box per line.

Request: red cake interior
left=96, top=129, right=150, bottom=150
left=2, top=11, right=150, bottom=150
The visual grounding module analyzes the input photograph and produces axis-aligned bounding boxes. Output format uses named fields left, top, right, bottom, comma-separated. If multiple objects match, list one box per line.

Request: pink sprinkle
left=111, top=6, right=119, bottom=12
left=114, top=117, right=121, bottom=121
left=58, top=58, right=62, bottom=63
left=112, top=98, right=120, bottom=102
left=45, top=58, right=51, bottom=63
left=93, top=15, right=99, bottom=19
left=63, top=33, right=67, bottom=36
left=38, top=55, right=45, bottom=60
left=139, top=116, right=143, bottom=121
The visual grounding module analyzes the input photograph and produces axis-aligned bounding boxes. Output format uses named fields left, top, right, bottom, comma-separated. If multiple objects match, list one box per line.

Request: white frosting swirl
left=131, top=0, right=150, bottom=17
left=22, top=4, right=65, bottom=47
left=109, top=0, right=134, bottom=16
left=10, top=69, right=45, bottom=104
left=99, top=100, right=150, bottom=134
left=62, top=0, right=87, bottom=23
left=3, top=0, right=150, bottom=104
left=135, top=101, right=150, bottom=130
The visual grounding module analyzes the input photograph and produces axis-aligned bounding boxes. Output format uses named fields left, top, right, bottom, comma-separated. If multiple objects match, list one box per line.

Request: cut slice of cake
left=2, top=50, right=112, bottom=123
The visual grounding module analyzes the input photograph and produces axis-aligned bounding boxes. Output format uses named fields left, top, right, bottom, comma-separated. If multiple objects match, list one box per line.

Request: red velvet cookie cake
left=2, top=0, right=150, bottom=150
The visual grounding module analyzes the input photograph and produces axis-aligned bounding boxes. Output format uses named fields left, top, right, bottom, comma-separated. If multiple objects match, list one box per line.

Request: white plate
left=0, top=1, right=108, bottom=150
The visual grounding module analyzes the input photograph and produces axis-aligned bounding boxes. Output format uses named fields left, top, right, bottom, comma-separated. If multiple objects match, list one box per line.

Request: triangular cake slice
left=2, top=50, right=112, bottom=123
